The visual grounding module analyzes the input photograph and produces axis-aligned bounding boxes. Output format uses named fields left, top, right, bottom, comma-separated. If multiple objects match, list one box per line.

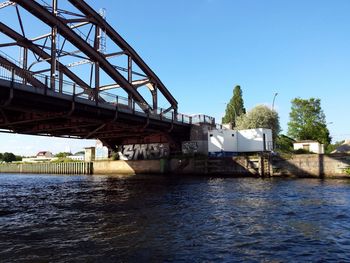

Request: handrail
left=0, top=63, right=216, bottom=126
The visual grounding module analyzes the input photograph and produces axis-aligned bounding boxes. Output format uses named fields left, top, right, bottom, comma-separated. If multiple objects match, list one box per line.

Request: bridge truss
left=0, top=0, right=178, bottom=114
left=0, top=0, right=201, bottom=149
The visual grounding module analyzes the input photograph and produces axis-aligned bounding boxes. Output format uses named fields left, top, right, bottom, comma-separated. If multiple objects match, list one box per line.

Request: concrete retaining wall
left=168, top=157, right=264, bottom=176
left=1, top=154, right=349, bottom=178
left=92, top=157, right=264, bottom=176
left=273, top=154, right=350, bottom=177
left=93, top=160, right=161, bottom=175
left=170, top=154, right=350, bottom=178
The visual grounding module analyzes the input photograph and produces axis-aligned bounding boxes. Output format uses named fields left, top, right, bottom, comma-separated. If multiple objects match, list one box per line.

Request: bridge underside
left=0, top=0, right=206, bottom=152
left=0, top=81, right=191, bottom=151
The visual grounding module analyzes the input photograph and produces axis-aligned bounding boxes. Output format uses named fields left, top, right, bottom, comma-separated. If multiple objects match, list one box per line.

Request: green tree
left=0, top=153, right=3, bottom=161
left=287, top=98, right=331, bottom=147
left=236, top=105, right=280, bottom=141
left=222, top=85, right=246, bottom=127
left=3, top=152, right=16, bottom=163
left=326, top=140, right=344, bottom=154
left=55, top=152, right=71, bottom=158
left=275, top=134, right=295, bottom=153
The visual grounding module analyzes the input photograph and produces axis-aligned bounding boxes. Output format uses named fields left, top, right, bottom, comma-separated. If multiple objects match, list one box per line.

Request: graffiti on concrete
left=121, top=143, right=169, bottom=160
left=182, top=141, right=199, bottom=155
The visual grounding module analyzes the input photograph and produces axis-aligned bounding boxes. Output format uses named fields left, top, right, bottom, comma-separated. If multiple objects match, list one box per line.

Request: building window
left=302, top=144, right=310, bottom=152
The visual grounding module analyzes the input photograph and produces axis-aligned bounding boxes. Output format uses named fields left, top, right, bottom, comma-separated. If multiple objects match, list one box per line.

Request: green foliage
left=326, top=140, right=345, bottom=154
left=222, top=85, right=246, bottom=127
left=287, top=98, right=331, bottom=147
left=276, top=134, right=295, bottom=153
left=293, top=148, right=313, bottom=154
left=55, top=152, right=71, bottom=158
left=0, top=152, right=22, bottom=163
left=235, top=105, right=281, bottom=141
left=345, top=168, right=350, bottom=175
left=110, top=152, right=119, bottom=160
left=2, top=152, right=17, bottom=163
left=51, top=158, right=80, bottom=163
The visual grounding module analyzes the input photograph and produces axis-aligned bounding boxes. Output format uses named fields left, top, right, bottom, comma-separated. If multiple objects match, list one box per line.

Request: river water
left=0, top=174, right=350, bottom=262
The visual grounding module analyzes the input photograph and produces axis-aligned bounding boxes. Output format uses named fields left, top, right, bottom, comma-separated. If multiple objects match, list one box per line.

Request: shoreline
left=0, top=153, right=350, bottom=179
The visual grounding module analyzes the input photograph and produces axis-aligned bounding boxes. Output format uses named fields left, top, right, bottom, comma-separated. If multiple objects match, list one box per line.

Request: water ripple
left=0, top=174, right=350, bottom=262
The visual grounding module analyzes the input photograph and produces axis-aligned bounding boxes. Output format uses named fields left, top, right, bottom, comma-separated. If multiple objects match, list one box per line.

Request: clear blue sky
left=1, top=0, right=349, bottom=155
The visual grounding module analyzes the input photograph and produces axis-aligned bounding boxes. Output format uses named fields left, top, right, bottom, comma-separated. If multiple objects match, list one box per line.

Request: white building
left=332, top=140, right=350, bottom=154
left=22, top=151, right=56, bottom=163
left=95, top=140, right=109, bottom=160
left=67, top=153, right=85, bottom=161
left=293, top=140, right=324, bottom=154
left=208, top=128, right=273, bottom=157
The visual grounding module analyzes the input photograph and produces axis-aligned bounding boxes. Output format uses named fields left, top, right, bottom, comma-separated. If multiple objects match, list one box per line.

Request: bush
left=2, top=152, right=16, bottom=163
left=51, top=158, right=80, bottom=163
left=110, top=152, right=119, bottom=160
left=293, top=149, right=314, bottom=154
left=275, top=135, right=294, bottom=153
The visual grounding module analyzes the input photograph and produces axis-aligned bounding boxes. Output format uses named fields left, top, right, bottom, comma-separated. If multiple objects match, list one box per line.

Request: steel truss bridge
left=0, top=0, right=215, bottom=150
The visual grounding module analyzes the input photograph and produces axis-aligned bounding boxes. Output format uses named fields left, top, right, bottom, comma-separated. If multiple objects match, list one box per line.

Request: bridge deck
left=0, top=77, right=194, bottom=148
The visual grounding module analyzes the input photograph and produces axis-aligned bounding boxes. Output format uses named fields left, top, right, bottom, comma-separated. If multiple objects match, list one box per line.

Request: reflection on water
left=1, top=174, right=350, bottom=262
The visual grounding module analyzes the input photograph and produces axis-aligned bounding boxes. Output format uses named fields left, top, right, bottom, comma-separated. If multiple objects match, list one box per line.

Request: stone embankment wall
left=0, top=154, right=349, bottom=178
left=272, top=154, right=350, bottom=178
left=169, top=157, right=268, bottom=176
left=92, top=156, right=269, bottom=176
left=92, top=154, right=350, bottom=178
left=93, top=160, right=162, bottom=175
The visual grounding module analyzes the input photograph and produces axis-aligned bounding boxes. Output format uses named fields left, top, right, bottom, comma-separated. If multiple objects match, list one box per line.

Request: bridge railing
left=0, top=63, right=216, bottom=126
left=191, top=115, right=215, bottom=125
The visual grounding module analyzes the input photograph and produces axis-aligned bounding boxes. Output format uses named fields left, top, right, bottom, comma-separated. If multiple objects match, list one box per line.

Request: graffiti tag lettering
left=121, top=143, right=169, bottom=160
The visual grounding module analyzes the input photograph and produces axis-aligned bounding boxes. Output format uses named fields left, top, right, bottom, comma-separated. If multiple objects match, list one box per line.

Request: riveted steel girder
left=11, top=0, right=151, bottom=111
left=0, top=55, right=47, bottom=89
left=68, top=0, right=178, bottom=113
left=0, top=22, right=93, bottom=94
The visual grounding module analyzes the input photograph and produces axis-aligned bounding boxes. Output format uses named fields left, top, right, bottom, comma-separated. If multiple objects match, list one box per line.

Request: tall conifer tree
left=222, top=85, right=246, bottom=127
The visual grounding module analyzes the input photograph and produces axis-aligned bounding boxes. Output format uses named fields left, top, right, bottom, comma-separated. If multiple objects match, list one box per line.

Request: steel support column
left=94, top=26, right=100, bottom=103
left=50, top=0, right=58, bottom=91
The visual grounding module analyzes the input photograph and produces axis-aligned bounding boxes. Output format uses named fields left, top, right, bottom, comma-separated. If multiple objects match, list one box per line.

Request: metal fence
left=0, top=162, right=93, bottom=175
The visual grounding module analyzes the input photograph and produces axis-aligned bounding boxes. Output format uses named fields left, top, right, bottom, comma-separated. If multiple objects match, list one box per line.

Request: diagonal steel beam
left=68, top=0, right=178, bottom=112
left=12, top=0, right=150, bottom=112
left=0, top=1, right=14, bottom=10
left=0, top=22, right=93, bottom=95
left=0, top=56, right=47, bottom=89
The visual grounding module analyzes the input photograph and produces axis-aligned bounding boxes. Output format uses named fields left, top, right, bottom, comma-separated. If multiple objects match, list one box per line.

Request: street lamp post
left=272, top=93, right=278, bottom=110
